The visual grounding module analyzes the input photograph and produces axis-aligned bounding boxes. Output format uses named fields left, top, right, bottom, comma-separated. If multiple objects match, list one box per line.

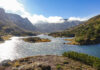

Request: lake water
left=0, top=34, right=100, bottom=62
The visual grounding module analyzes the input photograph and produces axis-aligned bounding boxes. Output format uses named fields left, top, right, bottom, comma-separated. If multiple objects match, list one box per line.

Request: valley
left=0, top=4, right=99, bottom=70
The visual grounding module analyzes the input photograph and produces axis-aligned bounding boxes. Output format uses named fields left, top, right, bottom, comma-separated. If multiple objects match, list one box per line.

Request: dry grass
left=64, top=39, right=79, bottom=45
left=1, top=35, right=12, bottom=40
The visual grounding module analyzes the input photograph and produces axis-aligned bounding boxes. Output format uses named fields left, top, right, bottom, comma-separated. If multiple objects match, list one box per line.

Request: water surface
left=0, top=34, right=100, bottom=62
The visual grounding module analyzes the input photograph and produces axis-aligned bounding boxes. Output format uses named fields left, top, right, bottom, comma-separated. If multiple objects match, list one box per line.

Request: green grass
left=62, top=51, right=100, bottom=70
left=56, top=64, right=63, bottom=70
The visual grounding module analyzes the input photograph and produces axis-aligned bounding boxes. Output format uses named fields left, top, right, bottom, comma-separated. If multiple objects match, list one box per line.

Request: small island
left=23, top=37, right=51, bottom=43
left=64, top=39, right=80, bottom=45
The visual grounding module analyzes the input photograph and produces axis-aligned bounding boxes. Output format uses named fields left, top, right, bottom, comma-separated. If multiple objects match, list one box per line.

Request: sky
left=0, top=0, right=100, bottom=24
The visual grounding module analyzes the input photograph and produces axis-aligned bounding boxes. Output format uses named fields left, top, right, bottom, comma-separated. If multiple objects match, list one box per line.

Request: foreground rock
left=23, top=37, right=51, bottom=43
left=0, top=55, right=96, bottom=70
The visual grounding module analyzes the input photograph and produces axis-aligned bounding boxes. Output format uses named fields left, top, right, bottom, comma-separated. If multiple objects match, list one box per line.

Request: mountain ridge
left=35, top=19, right=83, bottom=33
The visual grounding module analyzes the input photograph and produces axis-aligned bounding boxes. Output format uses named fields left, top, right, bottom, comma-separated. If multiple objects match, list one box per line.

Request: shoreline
left=64, top=38, right=79, bottom=45
left=0, top=35, right=12, bottom=43
left=0, top=55, right=96, bottom=70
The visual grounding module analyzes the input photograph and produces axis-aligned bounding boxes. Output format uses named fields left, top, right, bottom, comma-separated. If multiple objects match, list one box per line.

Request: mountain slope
left=50, top=15, right=100, bottom=45
left=7, top=13, right=36, bottom=31
left=73, top=15, right=100, bottom=45
left=0, top=8, right=37, bottom=36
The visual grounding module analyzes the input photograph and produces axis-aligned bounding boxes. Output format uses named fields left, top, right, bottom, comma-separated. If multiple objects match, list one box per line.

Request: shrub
left=62, top=51, right=100, bottom=70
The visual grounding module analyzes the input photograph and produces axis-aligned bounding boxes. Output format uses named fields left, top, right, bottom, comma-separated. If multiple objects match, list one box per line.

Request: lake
left=0, top=34, right=100, bottom=62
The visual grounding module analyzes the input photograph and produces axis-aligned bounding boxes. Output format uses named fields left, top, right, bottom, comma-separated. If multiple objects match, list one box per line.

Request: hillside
left=73, top=15, right=100, bottom=45
left=7, top=13, right=37, bottom=31
left=49, top=15, right=100, bottom=45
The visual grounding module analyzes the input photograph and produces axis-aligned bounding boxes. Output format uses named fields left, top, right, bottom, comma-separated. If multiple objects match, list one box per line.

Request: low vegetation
left=49, top=31, right=75, bottom=37
left=63, top=51, right=100, bottom=70
left=0, top=35, right=13, bottom=43
left=1, top=35, right=12, bottom=40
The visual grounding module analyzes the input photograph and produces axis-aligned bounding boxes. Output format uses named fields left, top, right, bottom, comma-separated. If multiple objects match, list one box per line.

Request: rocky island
left=23, top=37, right=51, bottom=43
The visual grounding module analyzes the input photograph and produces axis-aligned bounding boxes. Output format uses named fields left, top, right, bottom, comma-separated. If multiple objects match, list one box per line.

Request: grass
left=62, top=51, right=100, bottom=70
left=56, top=64, right=63, bottom=70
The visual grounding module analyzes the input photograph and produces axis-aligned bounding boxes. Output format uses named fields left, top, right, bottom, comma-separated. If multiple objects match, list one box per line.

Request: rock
left=0, top=60, right=11, bottom=67
left=1, top=55, right=96, bottom=70
left=63, top=61, right=69, bottom=64
left=38, top=64, right=51, bottom=70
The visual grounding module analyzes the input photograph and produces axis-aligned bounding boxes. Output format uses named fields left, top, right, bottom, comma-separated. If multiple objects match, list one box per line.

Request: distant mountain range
left=34, top=19, right=83, bottom=33
left=0, top=8, right=84, bottom=35
left=0, top=8, right=37, bottom=36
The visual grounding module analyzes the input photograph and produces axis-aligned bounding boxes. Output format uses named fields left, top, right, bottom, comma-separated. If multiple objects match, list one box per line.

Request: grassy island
left=23, top=37, right=51, bottom=43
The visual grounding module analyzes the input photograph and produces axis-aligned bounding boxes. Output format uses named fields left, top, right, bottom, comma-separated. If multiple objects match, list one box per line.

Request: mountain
left=49, top=15, right=100, bottom=45
left=7, top=13, right=36, bottom=31
left=34, top=19, right=82, bottom=33
left=73, top=15, right=100, bottom=45
left=0, top=8, right=37, bottom=36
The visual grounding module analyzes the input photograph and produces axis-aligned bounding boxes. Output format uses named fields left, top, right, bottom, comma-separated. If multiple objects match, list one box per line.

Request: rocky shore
left=0, top=55, right=96, bottom=70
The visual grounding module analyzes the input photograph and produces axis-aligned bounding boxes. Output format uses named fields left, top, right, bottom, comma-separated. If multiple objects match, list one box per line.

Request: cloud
left=0, top=0, right=65, bottom=24
left=28, top=15, right=65, bottom=24
left=0, top=0, right=89, bottom=24
left=68, top=17, right=88, bottom=21
left=0, top=0, right=24, bottom=12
